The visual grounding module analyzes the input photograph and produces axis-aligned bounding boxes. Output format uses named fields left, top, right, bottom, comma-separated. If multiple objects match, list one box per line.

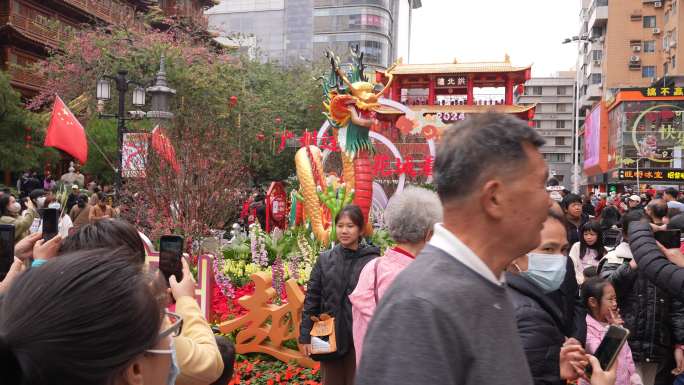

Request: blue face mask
left=168, top=339, right=180, bottom=385
left=521, top=253, right=567, bottom=293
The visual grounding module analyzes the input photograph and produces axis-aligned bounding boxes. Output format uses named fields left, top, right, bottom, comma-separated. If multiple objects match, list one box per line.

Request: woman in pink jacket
left=581, top=277, right=641, bottom=385
left=349, top=186, right=442, bottom=365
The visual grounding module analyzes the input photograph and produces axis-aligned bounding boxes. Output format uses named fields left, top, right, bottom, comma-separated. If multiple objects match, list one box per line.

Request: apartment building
left=577, top=0, right=684, bottom=113
left=516, top=72, right=576, bottom=184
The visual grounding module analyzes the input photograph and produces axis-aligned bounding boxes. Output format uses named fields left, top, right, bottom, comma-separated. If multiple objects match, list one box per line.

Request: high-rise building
left=516, top=72, right=576, bottom=184
left=577, top=0, right=684, bottom=114
left=313, top=0, right=399, bottom=71
left=206, top=0, right=399, bottom=69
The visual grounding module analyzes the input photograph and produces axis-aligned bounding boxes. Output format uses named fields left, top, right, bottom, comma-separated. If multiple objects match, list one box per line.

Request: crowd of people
left=6, top=112, right=684, bottom=385
left=296, top=113, right=684, bottom=385
left=0, top=218, right=235, bottom=385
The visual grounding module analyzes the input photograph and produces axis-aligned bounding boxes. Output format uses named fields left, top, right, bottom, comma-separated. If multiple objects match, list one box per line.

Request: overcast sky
left=396, top=0, right=581, bottom=77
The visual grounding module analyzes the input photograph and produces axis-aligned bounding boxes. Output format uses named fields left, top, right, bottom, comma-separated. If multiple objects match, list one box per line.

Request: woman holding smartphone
left=299, top=205, right=380, bottom=385
left=0, top=195, right=37, bottom=240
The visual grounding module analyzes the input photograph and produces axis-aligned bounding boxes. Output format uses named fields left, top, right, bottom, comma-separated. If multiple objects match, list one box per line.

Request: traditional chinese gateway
left=583, top=86, right=684, bottom=194
left=365, top=56, right=536, bottom=183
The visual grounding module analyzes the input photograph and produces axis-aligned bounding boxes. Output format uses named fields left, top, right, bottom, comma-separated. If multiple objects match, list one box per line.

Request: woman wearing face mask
left=299, top=205, right=381, bottom=385
left=507, top=211, right=577, bottom=385
left=0, top=248, right=176, bottom=385
left=0, top=194, right=37, bottom=240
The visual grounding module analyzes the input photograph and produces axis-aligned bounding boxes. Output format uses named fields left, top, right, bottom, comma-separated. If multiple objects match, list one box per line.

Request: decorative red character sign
left=371, top=155, right=432, bottom=178
left=265, top=181, right=288, bottom=232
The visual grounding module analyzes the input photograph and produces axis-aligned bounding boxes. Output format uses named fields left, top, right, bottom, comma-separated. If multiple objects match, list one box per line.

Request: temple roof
left=376, top=104, right=536, bottom=115
left=389, top=61, right=532, bottom=75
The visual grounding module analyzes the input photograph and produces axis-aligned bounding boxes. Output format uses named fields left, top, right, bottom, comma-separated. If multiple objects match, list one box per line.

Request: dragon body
left=294, top=48, right=397, bottom=244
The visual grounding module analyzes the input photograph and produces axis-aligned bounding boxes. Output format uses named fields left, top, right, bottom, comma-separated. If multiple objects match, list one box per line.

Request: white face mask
left=8, top=202, right=21, bottom=215
left=37, top=196, right=46, bottom=209
left=47, top=202, right=61, bottom=210
left=168, top=339, right=180, bottom=385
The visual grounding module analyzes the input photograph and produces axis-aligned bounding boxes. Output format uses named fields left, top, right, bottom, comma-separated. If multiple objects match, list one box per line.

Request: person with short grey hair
left=356, top=113, right=617, bottom=385
left=349, top=186, right=442, bottom=365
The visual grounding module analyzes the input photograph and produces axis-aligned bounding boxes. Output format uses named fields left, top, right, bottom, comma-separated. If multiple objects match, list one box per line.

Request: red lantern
left=24, top=127, right=31, bottom=133
left=275, top=117, right=282, bottom=125
left=25, top=135, right=32, bottom=142
left=256, top=133, right=265, bottom=141
left=229, top=95, right=238, bottom=107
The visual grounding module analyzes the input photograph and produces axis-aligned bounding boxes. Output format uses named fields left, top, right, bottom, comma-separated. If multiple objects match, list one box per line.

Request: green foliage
left=0, top=71, right=57, bottom=171
left=367, top=228, right=395, bottom=254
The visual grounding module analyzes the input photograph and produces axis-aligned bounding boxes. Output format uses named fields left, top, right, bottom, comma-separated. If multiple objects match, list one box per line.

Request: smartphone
left=159, top=235, right=184, bottom=283
left=585, top=325, right=630, bottom=378
left=0, top=224, right=15, bottom=280
left=655, top=229, right=682, bottom=249
left=41, top=208, right=59, bottom=241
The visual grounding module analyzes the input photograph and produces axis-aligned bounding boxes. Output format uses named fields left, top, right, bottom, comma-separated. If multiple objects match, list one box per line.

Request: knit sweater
left=355, top=245, right=534, bottom=385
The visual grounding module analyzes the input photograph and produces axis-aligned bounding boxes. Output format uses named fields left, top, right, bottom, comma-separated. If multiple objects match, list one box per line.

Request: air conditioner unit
left=593, top=60, right=602, bottom=66
left=633, top=45, right=642, bottom=52
left=653, top=28, right=662, bottom=34
left=671, top=41, right=678, bottom=48
left=655, top=1, right=663, bottom=8
left=630, top=55, right=641, bottom=62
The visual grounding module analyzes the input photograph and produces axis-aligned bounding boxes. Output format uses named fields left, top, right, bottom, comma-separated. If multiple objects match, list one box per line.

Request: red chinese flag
left=44, top=95, right=88, bottom=164
left=151, top=125, right=180, bottom=173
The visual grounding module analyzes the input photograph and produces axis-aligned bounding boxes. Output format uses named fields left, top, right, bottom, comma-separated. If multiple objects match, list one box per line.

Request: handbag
left=310, top=313, right=337, bottom=354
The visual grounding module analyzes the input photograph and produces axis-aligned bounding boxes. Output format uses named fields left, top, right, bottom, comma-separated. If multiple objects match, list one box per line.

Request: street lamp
left=407, top=0, right=422, bottom=64
left=96, top=55, right=174, bottom=191
left=562, top=34, right=595, bottom=194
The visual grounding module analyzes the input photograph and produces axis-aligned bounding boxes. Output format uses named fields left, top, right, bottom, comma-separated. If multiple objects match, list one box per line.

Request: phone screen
left=159, top=235, right=184, bottom=283
left=42, top=208, right=59, bottom=241
left=586, top=325, right=630, bottom=377
left=655, top=229, right=682, bottom=249
left=0, top=225, right=15, bottom=280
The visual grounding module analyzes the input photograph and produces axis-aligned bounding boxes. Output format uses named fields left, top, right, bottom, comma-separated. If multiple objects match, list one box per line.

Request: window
left=557, top=104, right=567, bottom=113
left=532, top=120, right=541, bottom=128
left=673, top=55, right=677, bottom=70
left=557, top=86, right=566, bottom=95
left=642, top=65, right=656, bottom=78
left=556, top=121, right=566, bottom=129
left=591, top=73, right=602, bottom=84
left=644, top=40, right=656, bottom=52
left=643, top=16, right=656, bottom=28
left=546, top=154, right=567, bottom=162
left=532, top=86, right=542, bottom=95
left=555, top=137, right=565, bottom=145
left=664, top=62, right=669, bottom=75
left=591, top=50, right=603, bottom=61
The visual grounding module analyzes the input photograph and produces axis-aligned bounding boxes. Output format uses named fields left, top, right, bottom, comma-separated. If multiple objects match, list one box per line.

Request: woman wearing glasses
left=0, top=249, right=179, bottom=385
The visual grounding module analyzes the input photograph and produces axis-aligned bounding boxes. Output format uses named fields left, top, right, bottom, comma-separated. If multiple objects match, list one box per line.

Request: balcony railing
left=8, top=66, right=45, bottom=91
left=1, top=13, right=70, bottom=48
left=62, top=0, right=145, bottom=31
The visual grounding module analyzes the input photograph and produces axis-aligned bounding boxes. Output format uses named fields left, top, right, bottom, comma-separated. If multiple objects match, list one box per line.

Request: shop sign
left=436, top=76, right=467, bottom=88
left=640, top=87, right=684, bottom=97
left=618, top=168, right=684, bottom=182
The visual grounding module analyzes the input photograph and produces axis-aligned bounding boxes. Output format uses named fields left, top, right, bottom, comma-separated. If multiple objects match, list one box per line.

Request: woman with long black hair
left=569, top=220, right=606, bottom=284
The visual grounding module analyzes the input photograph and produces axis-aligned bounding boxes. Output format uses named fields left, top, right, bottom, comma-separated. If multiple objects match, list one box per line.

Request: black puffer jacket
left=629, top=221, right=684, bottom=300
left=299, top=243, right=379, bottom=360
left=600, top=246, right=684, bottom=363
left=507, top=272, right=566, bottom=385
left=628, top=222, right=684, bottom=347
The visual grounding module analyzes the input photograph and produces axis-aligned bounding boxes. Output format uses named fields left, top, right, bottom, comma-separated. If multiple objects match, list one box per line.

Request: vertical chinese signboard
left=122, top=133, right=149, bottom=178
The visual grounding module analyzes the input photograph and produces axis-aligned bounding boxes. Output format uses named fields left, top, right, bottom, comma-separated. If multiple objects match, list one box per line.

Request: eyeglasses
left=145, top=311, right=183, bottom=355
